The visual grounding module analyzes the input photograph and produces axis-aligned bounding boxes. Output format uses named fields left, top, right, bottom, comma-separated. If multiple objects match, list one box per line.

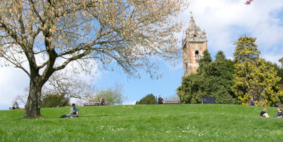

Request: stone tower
left=182, top=12, right=207, bottom=76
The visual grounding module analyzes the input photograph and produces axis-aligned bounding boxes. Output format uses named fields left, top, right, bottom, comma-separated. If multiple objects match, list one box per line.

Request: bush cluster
left=136, top=94, right=157, bottom=104
left=41, top=94, right=69, bottom=107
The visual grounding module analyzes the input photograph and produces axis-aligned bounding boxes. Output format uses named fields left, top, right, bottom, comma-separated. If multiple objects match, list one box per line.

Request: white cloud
left=177, top=0, right=283, bottom=63
left=0, top=54, right=100, bottom=109
left=0, top=67, right=29, bottom=107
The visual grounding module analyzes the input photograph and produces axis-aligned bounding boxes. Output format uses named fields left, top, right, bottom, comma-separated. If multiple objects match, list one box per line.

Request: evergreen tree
left=215, top=51, right=226, bottom=62
left=232, top=36, right=283, bottom=106
left=177, top=74, right=201, bottom=103
left=177, top=50, right=235, bottom=104
left=136, top=94, right=157, bottom=104
left=273, top=63, right=283, bottom=84
left=197, top=50, right=214, bottom=76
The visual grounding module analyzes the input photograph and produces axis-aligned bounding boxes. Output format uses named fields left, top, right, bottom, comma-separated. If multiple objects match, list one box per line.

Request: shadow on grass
left=42, top=114, right=125, bottom=119
left=1, top=114, right=124, bottom=121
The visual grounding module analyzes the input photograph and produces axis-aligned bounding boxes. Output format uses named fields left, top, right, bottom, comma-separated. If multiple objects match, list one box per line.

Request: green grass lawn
left=0, top=104, right=282, bottom=142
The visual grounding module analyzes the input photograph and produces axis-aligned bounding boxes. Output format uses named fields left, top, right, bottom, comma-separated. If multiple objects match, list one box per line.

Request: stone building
left=182, top=12, right=207, bottom=76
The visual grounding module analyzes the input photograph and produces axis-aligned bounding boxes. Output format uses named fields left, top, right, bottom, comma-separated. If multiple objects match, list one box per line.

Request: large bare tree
left=0, top=0, right=188, bottom=118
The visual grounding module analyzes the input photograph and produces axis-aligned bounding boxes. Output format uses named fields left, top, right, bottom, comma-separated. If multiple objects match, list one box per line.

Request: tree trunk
left=24, top=76, right=43, bottom=118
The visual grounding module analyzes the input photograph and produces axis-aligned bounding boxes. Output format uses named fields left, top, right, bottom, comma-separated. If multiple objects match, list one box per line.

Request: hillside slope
left=0, top=104, right=282, bottom=142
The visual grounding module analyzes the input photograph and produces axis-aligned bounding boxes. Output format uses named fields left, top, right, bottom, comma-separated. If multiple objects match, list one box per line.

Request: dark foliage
left=136, top=94, right=157, bottom=104
left=177, top=50, right=236, bottom=104
left=41, top=94, right=70, bottom=108
left=273, top=63, right=283, bottom=84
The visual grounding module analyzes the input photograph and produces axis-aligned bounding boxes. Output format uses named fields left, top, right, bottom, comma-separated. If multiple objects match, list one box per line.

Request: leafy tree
left=273, top=63, right=283, bottom=85
left=215, top=51, right=226, bottom=62
left=177, top=50, right=235, bottom=104
left=136, top=94, right=157, bottom=104
left=197, top=50, right=213, bottom=76
left=41, top=94, right=69, bottom=108
left=0, top=0, right=188, bottom=117
left=232, top=36, right=283, bottom=106
left=177, top=74, right=200, bottom=103
left=279, top=58, right=283, bottom=68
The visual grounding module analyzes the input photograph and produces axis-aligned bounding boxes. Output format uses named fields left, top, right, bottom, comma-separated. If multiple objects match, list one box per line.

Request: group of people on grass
left=249, top=98, right=283, bottom=118
left=9, top=101, right=20, bottom=110
left=260, top=107, right=283, bottom=118
left=11, top=96, right=282, bottom=119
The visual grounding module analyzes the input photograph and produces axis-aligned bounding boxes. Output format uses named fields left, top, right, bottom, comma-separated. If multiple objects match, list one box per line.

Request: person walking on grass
left=260, top=108, right=269, bottom=118
left=158, top=95, right=164, bottom=104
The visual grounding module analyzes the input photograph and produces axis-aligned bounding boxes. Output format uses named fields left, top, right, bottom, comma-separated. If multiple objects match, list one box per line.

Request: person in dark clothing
left=276, top=108, right=283, bottom=118
left=158, top=95, right=164, bottom=104
left=100, top=97, right=105, bottom=105
left=60, top=103, right=79, bottom=118
left=260, top=108, right=269, bottom=118
left=70, top=103, right=79, bottom=116
left=249, top=98, right=255, bottom=106
left=12, top=101, right=19, bottom=109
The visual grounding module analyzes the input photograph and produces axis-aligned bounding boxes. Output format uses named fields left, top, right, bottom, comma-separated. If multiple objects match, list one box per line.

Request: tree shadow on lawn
left=2, top=114, right=124, bottom=121
left=43, top=114, right=125, bottom=119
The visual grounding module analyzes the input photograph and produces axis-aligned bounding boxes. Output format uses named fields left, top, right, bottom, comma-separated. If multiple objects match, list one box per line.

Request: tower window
left=195, top=50, right=201, bottom=62
left=195, top=50, right=199, bottom=55
left=193, top=35, right=197, bottom=37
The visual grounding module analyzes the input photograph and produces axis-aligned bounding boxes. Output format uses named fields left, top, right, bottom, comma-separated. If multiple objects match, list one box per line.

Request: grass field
left=0, top=104, right=282, bottom=142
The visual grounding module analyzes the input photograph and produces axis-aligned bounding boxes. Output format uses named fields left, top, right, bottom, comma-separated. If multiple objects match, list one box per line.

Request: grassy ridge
left=0, top=104, right=282, bottom=142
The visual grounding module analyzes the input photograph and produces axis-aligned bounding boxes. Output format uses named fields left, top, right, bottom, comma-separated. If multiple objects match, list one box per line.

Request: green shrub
left=41, top=94, right=69, bottom=107
left=136, top=94, right=156, bottom=104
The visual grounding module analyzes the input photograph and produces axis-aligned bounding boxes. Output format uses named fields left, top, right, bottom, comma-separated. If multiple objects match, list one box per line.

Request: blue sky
left=1, top=0, right=283, bottom=110
left=94, top=59, right=184, bottom=105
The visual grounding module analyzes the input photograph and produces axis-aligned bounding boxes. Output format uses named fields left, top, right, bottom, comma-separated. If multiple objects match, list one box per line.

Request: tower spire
left=189, top=11, right=196, bottom=30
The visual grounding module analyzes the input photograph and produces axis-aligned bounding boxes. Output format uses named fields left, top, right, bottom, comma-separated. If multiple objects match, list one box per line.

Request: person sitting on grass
left=249, top=98, right=255, bottom=106
left=11, top=101, right=19, bottom=109
left=70, top=103, right=79, bottom=117
left=275, top=108, right=283, bottom=118
left=158, top=95, right=164, bottom=104
left=260, top=108, right=269, bottom=118
left=60, top=103, right=79, bottom=118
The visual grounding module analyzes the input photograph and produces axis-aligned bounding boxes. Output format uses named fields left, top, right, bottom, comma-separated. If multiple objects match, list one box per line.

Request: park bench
left=163, top=101, right=180, bottom=104
left=201, top=96, right=215, bottom=104
left=84, top=102, right=108, bottom=106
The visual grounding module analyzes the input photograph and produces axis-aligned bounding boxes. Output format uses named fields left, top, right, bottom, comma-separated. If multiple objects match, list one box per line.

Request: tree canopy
left=232, top=36, right=283, bottom=106
left=177, top=50, right=236, bottom=104
left=178, top=36, right=283, bottom=107
left=136, top=94, right=156, bottom=104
